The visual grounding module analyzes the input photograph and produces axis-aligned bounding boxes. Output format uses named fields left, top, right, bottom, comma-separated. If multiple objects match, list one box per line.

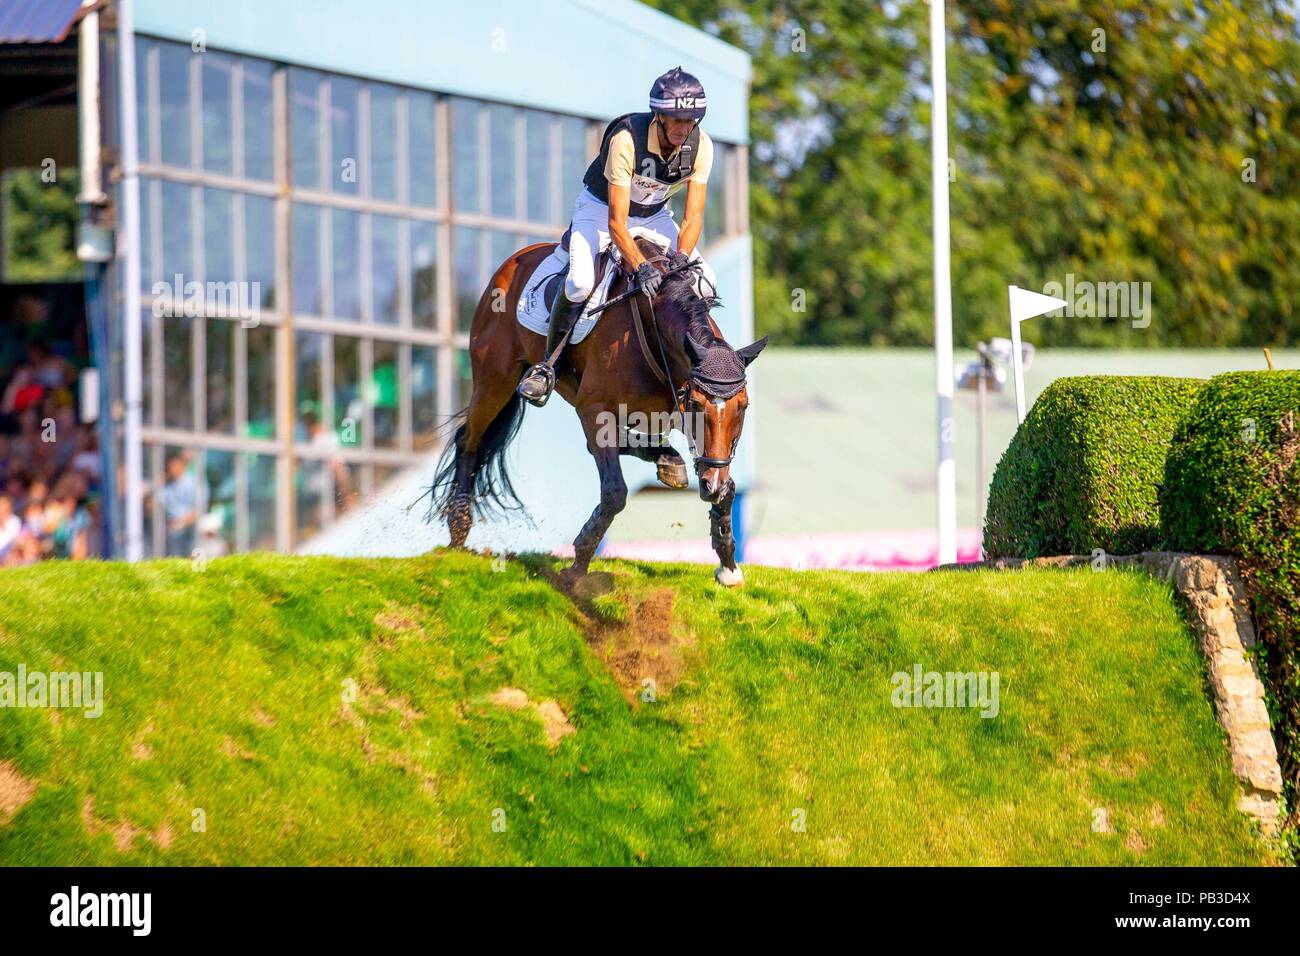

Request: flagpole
left=930, top=0, right=957, bottom=566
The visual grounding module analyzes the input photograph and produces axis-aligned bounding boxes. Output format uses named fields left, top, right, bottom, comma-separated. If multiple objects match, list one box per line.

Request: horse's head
left=682, top=332, right=768, bottom=502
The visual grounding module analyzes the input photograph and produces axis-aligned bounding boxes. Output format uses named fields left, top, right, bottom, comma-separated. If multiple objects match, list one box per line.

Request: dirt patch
left=0, top=761, right=36, bottom=825
left=220, top=735, right=258, bottom=761
left=81, top=795, right=171, bottom=853
left=252, top=708, right=275, bottom=727
left=583, top=588, right=687, bottom=703
left=1125, top=829, right=1148, bottom=854
left=488, top=686, right=576, bottom=748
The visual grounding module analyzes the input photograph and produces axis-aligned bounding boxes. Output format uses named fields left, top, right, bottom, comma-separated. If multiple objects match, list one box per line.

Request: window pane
left=163, top=316, right=194, bottom=430
left=141, top=309, right=155, bottom=424
left=491, top=231, right=521, bottom=273
left=141, top=443, right=156, bottom=557
left=450, top=99, right=481, bottom=213
left=161, top=446, right=200, bottom=557
left=206, top=318, right=235, bottom=434
left=158, top=44, right=191, bottom=168
left=489, top=104, right=517, bottom=219
left=372, top=339, right=399, bottom=449
left=247, top=323, right=276, bottom=439
left=333, top=335, right=361, bottom=445
left=411, top=220, right=437, bottom=330
left=525, top=111, right=552, bottom=224
left=338, top=462, right=364, bottom=516
left=201, top=54, right=234, bottom=175
left=161, top=181, right=192, bottom=284
left=296, top=457, right=325, bottom=545
left=245, top=194, right=276, bottom=309
left=243, top=60, right=275, bottom=181
left=203, top=188, right=235, bottom=284
left=559, top=116, right=590, bottom=217
left=203, top=449, right=236, bottom=555
left=409, top=91, right=436, bottom=206
left=371, top=214, right=400, bottom=325
left=246, top=452, right=277, bottom=550
left=289, top=69, right=321, bottom=189
left=370, top=84, right=399, bottom=201
left=704, top=142, right=727, bottom=243
left=452, top=226, right=484, bottom=333
left=294, top=331, right=323, bottom=436
left=292, top=204, right=322, bottom=315
left=331, top=208, right=361, bottom=320
left=411, top=345, right=437, bottom=451
left=136, top=39, right=152, bottom=163
left=330, top=76, right=361, bottom=195
left=139, top=178, right=155, bottom=291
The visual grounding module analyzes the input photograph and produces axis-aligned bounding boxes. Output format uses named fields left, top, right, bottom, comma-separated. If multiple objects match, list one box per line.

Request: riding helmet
left=649, top=66, right=707, bottom=121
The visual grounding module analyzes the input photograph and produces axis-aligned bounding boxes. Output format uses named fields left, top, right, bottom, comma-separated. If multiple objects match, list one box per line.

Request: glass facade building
left=116, top=36, right=748, bottom=558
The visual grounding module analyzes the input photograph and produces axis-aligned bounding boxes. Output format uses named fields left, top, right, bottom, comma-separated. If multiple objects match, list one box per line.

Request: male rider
left=517, top=66, right=717, bottom=406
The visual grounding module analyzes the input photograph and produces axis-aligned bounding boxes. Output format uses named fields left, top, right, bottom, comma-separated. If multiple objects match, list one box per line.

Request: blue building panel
left=134, top=0, right=751, bottom=143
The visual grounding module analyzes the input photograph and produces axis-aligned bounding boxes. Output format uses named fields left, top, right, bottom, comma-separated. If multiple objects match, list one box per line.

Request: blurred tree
left=643, top=0, right=1300, bottom=348
left=2, top=168, right=81, bottom=284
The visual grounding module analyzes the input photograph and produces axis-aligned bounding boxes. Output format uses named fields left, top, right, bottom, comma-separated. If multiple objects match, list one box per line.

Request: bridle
left=629, top=255, right=743, bottom=475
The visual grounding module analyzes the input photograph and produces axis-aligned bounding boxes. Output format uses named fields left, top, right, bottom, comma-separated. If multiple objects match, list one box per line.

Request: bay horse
left=429, top=236, right=766, bottom=587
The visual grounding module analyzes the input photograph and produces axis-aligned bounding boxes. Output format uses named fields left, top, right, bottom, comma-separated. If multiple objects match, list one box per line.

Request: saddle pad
left=515, top=246, right=620, bottom=346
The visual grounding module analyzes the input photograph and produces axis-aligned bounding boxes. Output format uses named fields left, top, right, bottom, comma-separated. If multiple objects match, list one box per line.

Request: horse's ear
left=735, top=336, right=769, bottom=367
left=684, top=333, right=707, bottom=365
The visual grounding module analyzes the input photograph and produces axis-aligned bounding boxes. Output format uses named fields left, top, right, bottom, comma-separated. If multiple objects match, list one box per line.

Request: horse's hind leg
left=446, top=374, right=521, bottom=548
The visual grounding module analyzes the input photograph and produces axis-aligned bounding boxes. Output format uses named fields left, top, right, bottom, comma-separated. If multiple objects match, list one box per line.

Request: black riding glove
left=666, top=250, right=692, bottom=273
left=635, top=262, right=663, bottom=298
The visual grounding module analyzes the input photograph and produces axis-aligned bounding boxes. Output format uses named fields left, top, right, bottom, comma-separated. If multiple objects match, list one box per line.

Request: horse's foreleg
left=622, top=436, right=689, bottom=489
left=566, top=419, right=627, bottom=581
left=709, top=479, right=743, bottom=587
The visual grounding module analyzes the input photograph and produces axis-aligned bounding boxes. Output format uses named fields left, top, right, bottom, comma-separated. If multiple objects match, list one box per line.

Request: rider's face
left=656, top=114, right=695, bottom=148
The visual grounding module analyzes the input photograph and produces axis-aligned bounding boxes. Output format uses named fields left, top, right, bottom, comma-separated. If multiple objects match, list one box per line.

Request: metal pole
left=117, top=0, right=144, bottom=561
left=930, top=0, right=957, bottom=565
left=976, top=360, right=987, bottom=554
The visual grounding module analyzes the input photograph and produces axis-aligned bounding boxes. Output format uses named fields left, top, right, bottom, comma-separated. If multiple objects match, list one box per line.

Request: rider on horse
left=516, top=66, right=717, bottom=406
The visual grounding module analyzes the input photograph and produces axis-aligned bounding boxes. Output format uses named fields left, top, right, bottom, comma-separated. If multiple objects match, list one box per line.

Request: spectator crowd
left=0, top=292, right=100, bottom=566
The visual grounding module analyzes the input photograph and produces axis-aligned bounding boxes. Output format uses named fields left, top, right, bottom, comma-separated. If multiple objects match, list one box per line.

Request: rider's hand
left=635, top=261, right=663, bottom=298
left=666, top=250, right=691, bottom=273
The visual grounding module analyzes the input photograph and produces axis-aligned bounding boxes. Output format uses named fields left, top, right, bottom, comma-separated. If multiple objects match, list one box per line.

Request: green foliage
left=0, top=552, right=1270, bottom=864
left=984, top=376, right=1203, bottom=557
left=1161, top=371, right=1300, bottom=805
left=2, top=168, right=81, bottom=283
left=644, top=0, right=1300, bottom=347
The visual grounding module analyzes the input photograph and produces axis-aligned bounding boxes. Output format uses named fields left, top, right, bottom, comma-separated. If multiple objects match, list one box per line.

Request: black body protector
left=581, top=112, right=702, bottom=218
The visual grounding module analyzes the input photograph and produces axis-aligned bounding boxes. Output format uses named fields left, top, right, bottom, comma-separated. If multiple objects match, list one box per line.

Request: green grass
left=0, top=551, right=1274, bottom=865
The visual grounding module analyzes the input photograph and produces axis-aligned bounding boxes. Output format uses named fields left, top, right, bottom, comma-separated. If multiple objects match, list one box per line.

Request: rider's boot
left=517, top=292, right=583, bottom=407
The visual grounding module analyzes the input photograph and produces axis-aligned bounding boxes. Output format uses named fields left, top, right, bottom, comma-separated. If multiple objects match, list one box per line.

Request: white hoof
left=714, top=564, right=744, bottom=588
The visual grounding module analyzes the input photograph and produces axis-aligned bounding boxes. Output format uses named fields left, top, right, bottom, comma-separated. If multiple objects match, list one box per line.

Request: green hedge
left=983, top=376, right=1205, bottom=559
left=1161, top=370, right=1300, bottom=805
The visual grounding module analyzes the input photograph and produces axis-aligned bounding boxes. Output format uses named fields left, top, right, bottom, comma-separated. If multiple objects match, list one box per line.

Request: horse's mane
left=631, top=238, right=723, bottom=347
left=660, top=271, right=722, bottom=345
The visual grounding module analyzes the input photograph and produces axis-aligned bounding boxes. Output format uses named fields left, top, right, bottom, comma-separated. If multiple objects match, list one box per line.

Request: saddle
left=542, top=227, right=620, bottom=311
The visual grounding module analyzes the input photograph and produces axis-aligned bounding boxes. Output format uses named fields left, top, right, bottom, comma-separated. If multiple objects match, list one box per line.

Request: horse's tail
left=426, top=394, right=529, bottom=523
